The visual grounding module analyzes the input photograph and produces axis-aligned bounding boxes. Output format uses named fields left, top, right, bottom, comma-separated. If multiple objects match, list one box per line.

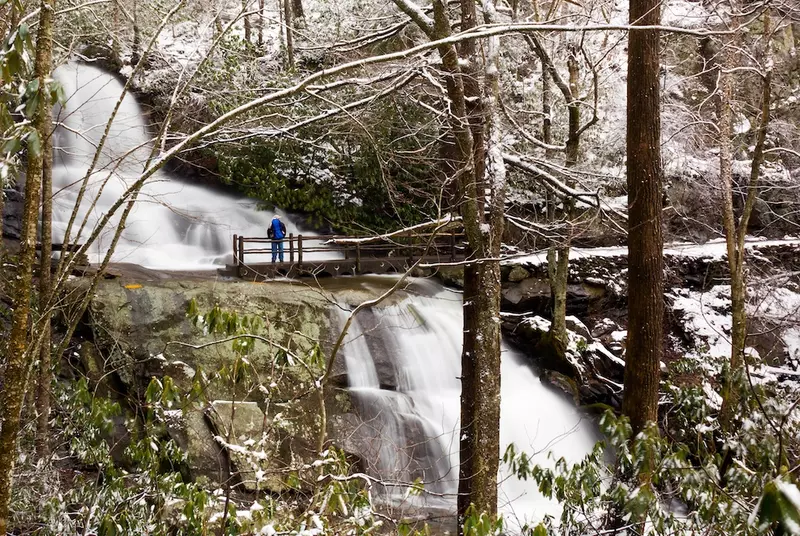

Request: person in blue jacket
left=267, top=214, right=287, bottom=263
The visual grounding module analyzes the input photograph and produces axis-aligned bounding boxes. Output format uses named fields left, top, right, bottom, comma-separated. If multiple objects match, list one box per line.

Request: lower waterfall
left=337, top=278, right=598, bottom=529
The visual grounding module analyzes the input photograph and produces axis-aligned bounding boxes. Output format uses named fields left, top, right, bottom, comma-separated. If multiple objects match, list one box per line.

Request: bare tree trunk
left=719, top=9, right=772, bottom=429
left=459, top=0, right=485, bottom=214
left=243, top=0, right=251, bottom=44
left=111, top=0, right=120, bottom=62
left=292, top=0, right=304, bottom=21
left=548, top=45, right=581, bottom=361
left=394, top=0, right=503, bottom=526
left=35, top=118, right=54, bottom=458
left=0, top=0, right=55, bottom=530
left=283, top=0, right=293, bottom=67
left=257, top=0, right=264, bottom=47
left=622, top=0, right=664, bottom=438
left=131, top=0, right=141, bottom=67
left=541, top=62, right=554, bottom=160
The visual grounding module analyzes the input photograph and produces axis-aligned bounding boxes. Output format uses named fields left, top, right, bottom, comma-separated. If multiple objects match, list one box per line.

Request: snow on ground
left=669, top=285, right=742, bottom=378
left=503, top=238, right=800, bottom=267
left=669, top=282, right=800, bottom=381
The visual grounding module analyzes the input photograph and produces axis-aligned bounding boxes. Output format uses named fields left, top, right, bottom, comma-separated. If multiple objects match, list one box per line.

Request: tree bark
left=35, top=113, right=55, bottom=458
left=284, top=0, right=294, bottom=67
left=131, top=1, right=141, bottom=67
left=622, top=0, right=664, bottom=438
left=541, top=62, right=554, bottom=159
left=243, top=0, right=251, bottom=43
left=257, top=0, right=264, bottom=47
left=0, top=0, right=55, bottom=530
left=292, top=0, right=304, bottom=21
left=719, top=8, right=772, bottom=429
left=393, top=0, right=503, bottom=527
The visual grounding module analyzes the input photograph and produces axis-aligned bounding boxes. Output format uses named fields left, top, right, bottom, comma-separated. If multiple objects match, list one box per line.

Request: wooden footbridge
left=222, top=230, right=466, bottom=280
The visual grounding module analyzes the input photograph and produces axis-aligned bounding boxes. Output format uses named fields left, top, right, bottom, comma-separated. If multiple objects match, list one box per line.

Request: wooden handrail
left=234, top=232, right=467, bottom=269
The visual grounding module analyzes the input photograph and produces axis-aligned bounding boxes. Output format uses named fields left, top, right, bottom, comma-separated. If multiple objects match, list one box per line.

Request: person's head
left=273, top=214, right=281, bottom=220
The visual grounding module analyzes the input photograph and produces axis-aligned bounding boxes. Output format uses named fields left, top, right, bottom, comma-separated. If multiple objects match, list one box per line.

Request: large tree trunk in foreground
left=622, top=0, right=663, bottom=438
left=0, top=0, right=55, bottom=530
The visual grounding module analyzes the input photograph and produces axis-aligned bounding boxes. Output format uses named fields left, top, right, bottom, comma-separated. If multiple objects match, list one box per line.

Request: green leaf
left=755, top=479, right=800, bottom=533
left=26, top=129, right=40, bottom=157
left=532, top=524, right=549, bottom=536
left=49, top=79, right=66, bottom=104
left=5, top=49, right=21, bottom=76
left=24, top=91, right=40, bottom=119
left=2, top=136, right=21, bottom=155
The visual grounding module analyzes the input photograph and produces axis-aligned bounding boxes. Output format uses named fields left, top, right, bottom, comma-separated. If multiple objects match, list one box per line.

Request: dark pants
left=271, top=240, right=284, bottom=263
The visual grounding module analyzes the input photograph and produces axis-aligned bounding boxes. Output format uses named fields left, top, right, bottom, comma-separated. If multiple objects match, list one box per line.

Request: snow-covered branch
left=503, top=153, right=599, bottom=206
left=324, top=215, right=461, bottom=244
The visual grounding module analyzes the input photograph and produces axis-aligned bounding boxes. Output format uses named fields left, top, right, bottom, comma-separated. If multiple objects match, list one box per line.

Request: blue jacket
left=269, top=218, right=286, bottom=240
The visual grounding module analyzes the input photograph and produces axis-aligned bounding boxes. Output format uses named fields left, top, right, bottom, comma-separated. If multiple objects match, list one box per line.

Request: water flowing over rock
left=50, top=63, right=320, bottom=268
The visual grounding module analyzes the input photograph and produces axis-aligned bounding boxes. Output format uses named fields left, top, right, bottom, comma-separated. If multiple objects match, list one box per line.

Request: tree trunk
left=716, top=39, right=739, bottom=428
left=35, top=115, right=55, bottom=458
left=459, top=0, right=485, bottom=216
left=719, top=9, right=772, bottom=429
left=0, top=0, right=55, bottom=530
left=548, top=43, right=580, bottom=363
left=292, top=0, right=304, bottom=21
left=389, top=0, right=503, bottom=527
left=243, top=0, right=251, bottom=43
left=541, top=62, right=554, bottom=160
left=283, top=0, right=294, bottom=67
left=111, top=0, right=120, bottom=62
left=131, top=1, right=141, bottom=67
left=257, top=0, right=264, bottom=47
left=622, top=0, right=664, bottom=438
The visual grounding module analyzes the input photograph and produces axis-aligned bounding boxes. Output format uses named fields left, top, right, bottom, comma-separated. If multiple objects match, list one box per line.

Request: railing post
left=298, top=235, right=303, bottom=265
left=233, top=234, right=239, bottom=265
left=238, top=235, right=245, bottom=266
left=450, top=230, right=456, bottom=262
left=356, top=242, right=361, bottom=273
left=289, top=233, right=294, bottom=263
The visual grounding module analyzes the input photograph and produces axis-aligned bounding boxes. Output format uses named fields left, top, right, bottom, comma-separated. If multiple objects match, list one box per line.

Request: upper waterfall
left=51, top=62, right=311, bottom=269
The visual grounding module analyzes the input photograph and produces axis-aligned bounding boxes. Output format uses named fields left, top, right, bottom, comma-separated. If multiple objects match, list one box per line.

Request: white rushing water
left=51, top=62, right=316, bottom=269
left=338, top=278, right=599, bottom=530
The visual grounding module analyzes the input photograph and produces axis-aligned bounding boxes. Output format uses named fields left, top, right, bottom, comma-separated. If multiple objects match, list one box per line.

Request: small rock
left=591, top=318, right=620, bottom=339
left=507, top=265, right=531, bottom=282
left=565, top=315, right=592, bottom=341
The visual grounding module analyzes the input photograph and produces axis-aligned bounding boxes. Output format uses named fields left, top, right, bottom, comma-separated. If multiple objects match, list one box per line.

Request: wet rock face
left=79, top=276, right=415, bottom=492
left=2, top=188, right=23, bottom=239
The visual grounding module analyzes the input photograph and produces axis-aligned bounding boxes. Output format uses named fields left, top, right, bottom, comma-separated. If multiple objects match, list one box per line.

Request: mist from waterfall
left=51, top=62, right=314, bottom=269
left=338, top=278, right=599, bottom=529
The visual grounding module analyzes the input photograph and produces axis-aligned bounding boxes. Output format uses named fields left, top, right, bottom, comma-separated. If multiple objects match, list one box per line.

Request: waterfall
left=338, top=278, right=598, bottom=529
left=51, top=62, right=317, bottom=269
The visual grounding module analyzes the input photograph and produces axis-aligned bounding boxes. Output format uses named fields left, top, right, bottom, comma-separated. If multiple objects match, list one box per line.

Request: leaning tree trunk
left=621, top=0, right=664, bottom=438
left=0, top=0, right=55, bottom=530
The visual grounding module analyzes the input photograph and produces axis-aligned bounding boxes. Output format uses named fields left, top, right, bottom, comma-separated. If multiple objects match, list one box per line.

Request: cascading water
left=338, top=278, right=599, bottom=529
left=51, top=62, right=316, bottom=268
left=52, top=62, right=596, bottom=529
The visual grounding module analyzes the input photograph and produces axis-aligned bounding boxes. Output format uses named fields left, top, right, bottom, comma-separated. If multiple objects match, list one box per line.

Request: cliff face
left=76, top=272, right=407, bottom=492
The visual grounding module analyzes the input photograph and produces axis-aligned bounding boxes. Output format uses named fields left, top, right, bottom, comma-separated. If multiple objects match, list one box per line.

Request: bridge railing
left=232, top=231, right=466, bottom=268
